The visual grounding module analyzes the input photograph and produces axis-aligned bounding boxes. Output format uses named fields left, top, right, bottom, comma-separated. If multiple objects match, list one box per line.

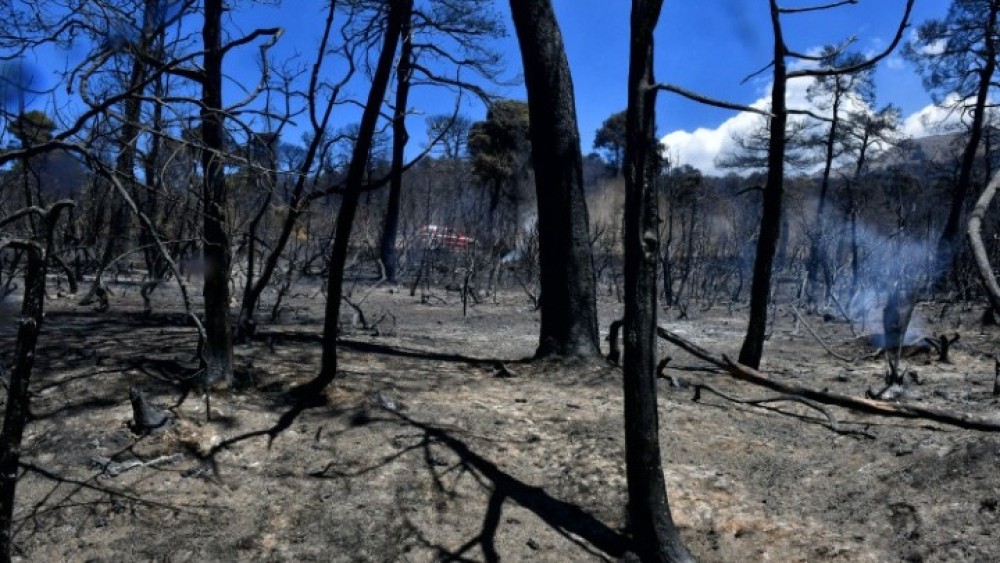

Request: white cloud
left=660, top=75, right=872, bottom=176
left=918, top=38, right=947, bottom=56
left=901, top=93, right=968, bottom=138
left=660, top=110, right=759, bottom=175
left=885, top=56, right=904, bottom=71
left=659, top=76, right=997, bottom=177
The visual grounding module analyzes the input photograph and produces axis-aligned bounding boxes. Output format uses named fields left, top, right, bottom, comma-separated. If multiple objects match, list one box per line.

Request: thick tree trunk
left=967, top=171, right=1000, bottom=315
left=508, top=0, right=601, bottom=359
left=311, top=0, right=409, bottom=393
left=200, top=0, right=234, bottom=386
left=379, top=11, right=413, bottom=284
left=933, top=3, right=998, bottom=285
left=740, top=0, right=787, bottom=370
left=622, top=1, right=694, bottom=560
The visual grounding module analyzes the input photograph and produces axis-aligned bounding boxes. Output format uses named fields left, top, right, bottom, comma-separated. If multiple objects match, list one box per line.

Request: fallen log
left=654, top=327, right=1000, bottom=432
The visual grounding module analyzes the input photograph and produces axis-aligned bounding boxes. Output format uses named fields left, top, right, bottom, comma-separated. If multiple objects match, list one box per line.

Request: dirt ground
left=2, top=280, right=1000, bottom=562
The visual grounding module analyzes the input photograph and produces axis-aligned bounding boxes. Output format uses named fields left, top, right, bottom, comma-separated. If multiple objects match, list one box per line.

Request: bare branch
left=779, top=0, right=858, bottom=14
left=652, top=83, right=773, bottom=116
left=741, top=61, right=775, bottom=84
left=787, top=0, right=915, bottom=79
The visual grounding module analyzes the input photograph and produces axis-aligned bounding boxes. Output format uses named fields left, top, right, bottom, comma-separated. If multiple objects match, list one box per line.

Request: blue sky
left=10, top=0, right=954, bottom=173
left=231, top=0, right=949, bottom=163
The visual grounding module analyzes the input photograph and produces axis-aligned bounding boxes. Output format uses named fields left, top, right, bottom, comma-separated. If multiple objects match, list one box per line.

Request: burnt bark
left=379, top=10, right=413, bottom=284
left=882, top=287, right=914, bottom=387
left=934, top=2, right=998, bottom=284
left=0, top=201, right=72, bottom=561
left=621, top=1, right=694, bottom=560
left=0, top=242, right=42, bottom=561
left=508, top=0, right=601, bottom=359
left=310, top=0, right=410, bottom=394
left=805, top=92, right=842, bottom=307
left=129, top=387, right=171, bottom=433
left=739, top=1, right=788, bottom=370
left=235, top=2, right=347, bottom=342
left=81, top=0, right=157, bottom=305
left=199, top=0, right=234, bottom=386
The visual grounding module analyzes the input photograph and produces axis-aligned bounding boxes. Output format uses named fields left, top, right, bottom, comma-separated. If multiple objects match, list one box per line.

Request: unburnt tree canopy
left=593, top=109, right=627, bottom=175
left=904, top=0, right=999, bottom=282
left=903, top=0, right=999, bottom=105
left=10, top=110, right=56, bottom=146
left=468, top=99, right=531, bottom=209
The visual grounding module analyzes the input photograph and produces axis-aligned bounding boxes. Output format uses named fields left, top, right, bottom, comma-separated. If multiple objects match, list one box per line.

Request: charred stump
left=869, top=287, right=914, bottom=400
left=129, top=387, right=171, bottom=433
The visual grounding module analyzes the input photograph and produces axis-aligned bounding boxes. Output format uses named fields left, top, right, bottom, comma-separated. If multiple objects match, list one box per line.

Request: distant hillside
left=867, top=133, right=966, bottom=171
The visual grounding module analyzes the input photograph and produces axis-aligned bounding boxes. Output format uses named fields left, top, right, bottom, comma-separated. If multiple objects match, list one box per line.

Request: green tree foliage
left=10, top=110, right=55, bottom=146
left=903, top=0, right=998, bottom=104
left=467, top=99, right=530, bottom=210
left=593, top=109, right=627, bottom=175
left=903, top=0, right=998, bottom=282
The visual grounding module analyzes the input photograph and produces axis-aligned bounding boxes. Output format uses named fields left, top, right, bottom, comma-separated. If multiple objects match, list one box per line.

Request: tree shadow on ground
left=253, top=329, right=512, bottom=367
left=310, top=408, right=632, bottom=561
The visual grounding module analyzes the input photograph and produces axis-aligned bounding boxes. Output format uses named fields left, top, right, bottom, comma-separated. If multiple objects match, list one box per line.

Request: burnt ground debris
left=1, top=284, right=1000, bottom=561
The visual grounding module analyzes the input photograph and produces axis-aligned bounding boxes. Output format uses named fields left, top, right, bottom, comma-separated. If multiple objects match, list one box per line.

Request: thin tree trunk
left=622, top=1, right=694, bottom=560
left=310, top=0, right=409, bottom=393
left=740, top=0, right=788, bottom=370
left=0, top=201, right=72, bottom=560
left=235, top=2, right=342, bottom=341
left=508, top=0, right=601, bottom=359
left=379, top=11, right=413, bottom=284
left=933, top=2, right=998, bottom=285
left=806, top=93, right=842, bottom=306
left=200, top=0, right=234, bottom=386
left=81, top=0, right=156, bottom=305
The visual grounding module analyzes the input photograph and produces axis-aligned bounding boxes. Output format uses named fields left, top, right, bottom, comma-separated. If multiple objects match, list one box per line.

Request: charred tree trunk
left=235, top=3, right=342, bottom=342
left=622, top=1, right=694, bottom=560
left=310, top=0, right=409, bottom=394
left=739, top=0, right=788, bottom=370
left=81, top=1, right=156, bottom=305
left=933, top=2, right=998, bottom=286
left=0, top=201, right=72, bottom=561
left=0, top=241, right=43, bottom=561
left=200, top=0, right=234, bottom=386
left=805, top=92, right=842, bottom=307
left=234, top=134, right=276, bottom=341
left=882, top=287, right=914, bottom=388
left=508, top=0, right=601, bottom=359
left=379, top=11, right=413, bottom=284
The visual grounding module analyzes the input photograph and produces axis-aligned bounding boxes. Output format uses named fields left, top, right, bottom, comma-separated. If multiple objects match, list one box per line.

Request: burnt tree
left=905, top=0, right=1000, bottom=286
left=0, top=200, right=73, bottom=561
left=378, top=5, right=414, bottom=284
left=508, top=0, right=601, bottom=359
left=621, top=0, right=694, bottom=560
left=309, top=0, right=411, bottom=395
left=199, top=0, right=234, bottom=386
left=738, top=0, right=913, bottom=369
